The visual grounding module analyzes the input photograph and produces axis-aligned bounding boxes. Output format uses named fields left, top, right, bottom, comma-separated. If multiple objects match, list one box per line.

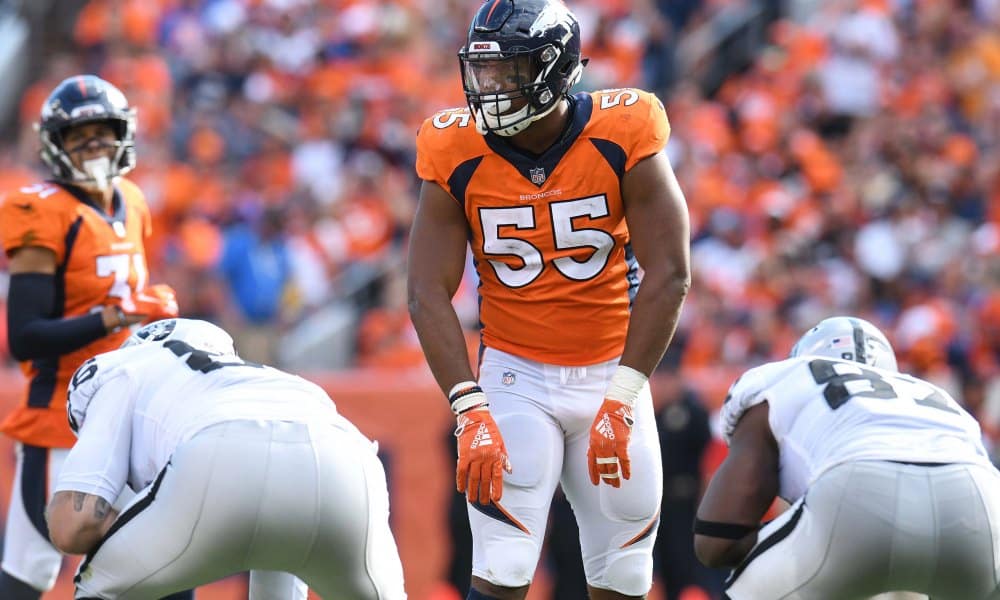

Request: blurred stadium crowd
left=0, top=0, right=998, bottom=460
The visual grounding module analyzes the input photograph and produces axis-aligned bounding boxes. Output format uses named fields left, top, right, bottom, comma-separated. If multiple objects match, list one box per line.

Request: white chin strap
left=77, top=156, right=114, bottom=192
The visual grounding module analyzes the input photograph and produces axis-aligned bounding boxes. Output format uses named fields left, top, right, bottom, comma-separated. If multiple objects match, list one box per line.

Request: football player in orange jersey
left=0, top=75, right=180, bottom=600
left=407, top=1, right=690, bottom=599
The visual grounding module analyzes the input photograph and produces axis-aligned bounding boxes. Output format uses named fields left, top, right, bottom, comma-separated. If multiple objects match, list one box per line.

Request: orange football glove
left=455, top=405, right=511, bottom=505
left=587, top=398, right=635, bottom=487
left=131, top=284, right=179, bottom=323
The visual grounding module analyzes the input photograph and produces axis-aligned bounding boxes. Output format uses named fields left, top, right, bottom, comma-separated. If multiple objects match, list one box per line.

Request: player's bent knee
left=481, top=538, right=537, bottom=588
left=601, top=551, right=654, bottom=597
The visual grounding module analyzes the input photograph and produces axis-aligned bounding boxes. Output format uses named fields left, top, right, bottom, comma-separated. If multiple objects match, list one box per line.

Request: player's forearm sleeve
left=7, top=273, right=108, bottom=361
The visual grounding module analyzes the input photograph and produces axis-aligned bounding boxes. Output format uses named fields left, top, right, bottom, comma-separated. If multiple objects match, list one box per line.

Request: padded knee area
left=481, top=537, right=537, bottom=588
left=601, top=550, right=654, bottom=596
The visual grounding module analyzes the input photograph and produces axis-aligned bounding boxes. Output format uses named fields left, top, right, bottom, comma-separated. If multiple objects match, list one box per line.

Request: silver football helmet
left=790, top=316, right=898, bottom=372
left=121, top=318, right=236, bottom=357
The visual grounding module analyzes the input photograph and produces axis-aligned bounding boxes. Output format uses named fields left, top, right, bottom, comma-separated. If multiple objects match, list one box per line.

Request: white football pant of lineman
left=470, top=348, right=663, bottom=596
left=1, top=445, right=68, bottom=591
left=74, top=419, right=406, bottom=600
left=249, top=571, right=308, bottom=599
left=725, top=460, right=1000, bottom=599
left=1, top=448, right=144, bottom=592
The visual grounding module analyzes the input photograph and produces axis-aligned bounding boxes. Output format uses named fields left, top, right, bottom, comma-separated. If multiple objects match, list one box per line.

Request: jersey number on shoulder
left=19, top=183, right=62, bottom=199
left=808, top=359, right=958, bottom=414
left=598, top=89, right=640, bottom=110
left=479, top=195, right=614, bottom=288
left=164, top=339, right=262, bottom=373
left=433, top=109, right=472, bottom=129
left=96, top=254, right=146, bottom=311
left=67, top=357, right=99, bottom=432
left=70, top=357, right=99, bottom=392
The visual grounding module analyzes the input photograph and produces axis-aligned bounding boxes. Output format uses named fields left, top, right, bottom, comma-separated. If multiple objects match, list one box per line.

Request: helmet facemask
left=37, top=75, right=138, bottom=193
left=39, top=113, right=137, bottom=193
left=460, top=41, right=581, bottom=136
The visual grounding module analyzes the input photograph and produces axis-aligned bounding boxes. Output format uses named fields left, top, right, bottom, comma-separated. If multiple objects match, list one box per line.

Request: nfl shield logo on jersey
left=529, top=167, right=546, bottom=185
left=502, top=371, right=516, bottom=386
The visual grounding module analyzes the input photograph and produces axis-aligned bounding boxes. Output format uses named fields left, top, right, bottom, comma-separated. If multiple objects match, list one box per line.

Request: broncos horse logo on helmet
left=459, top=0, right=586, bottom=137
left=36, top=75, right=137, bottom=191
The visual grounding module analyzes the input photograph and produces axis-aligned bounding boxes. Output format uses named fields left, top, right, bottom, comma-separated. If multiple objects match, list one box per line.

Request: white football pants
left=726, top=460, right=1000, bottom=599
left=469, top=347, right=663, bottom=596
left=1, top=444, right=68, bottom=591
left=74, top=419, right=406, bottom=599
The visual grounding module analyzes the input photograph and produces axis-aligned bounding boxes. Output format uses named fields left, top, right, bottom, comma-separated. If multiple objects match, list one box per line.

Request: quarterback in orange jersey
left=0, top=75, right=179, bottom=600
left=407, top=1, right=691, bottom=599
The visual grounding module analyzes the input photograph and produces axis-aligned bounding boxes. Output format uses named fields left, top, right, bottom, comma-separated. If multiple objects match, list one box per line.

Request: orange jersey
left=0, top=179, right=152, bottom=447
left=416, top=89, right=670, bottom=365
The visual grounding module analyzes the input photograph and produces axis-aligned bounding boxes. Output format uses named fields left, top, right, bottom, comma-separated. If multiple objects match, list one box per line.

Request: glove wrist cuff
left=449, top=381, right=488, bottom=415
left=605, top=365, right=647, bottom=408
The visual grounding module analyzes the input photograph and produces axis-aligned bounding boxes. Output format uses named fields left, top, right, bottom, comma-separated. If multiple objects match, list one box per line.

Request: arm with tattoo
left=46, top=490, right=120, bottom=554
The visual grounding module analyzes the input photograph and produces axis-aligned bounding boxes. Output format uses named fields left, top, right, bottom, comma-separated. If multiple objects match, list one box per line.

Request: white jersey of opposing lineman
left=63, top=340, right=348, bottom=498
left=721, top=355, right=991, bottom=503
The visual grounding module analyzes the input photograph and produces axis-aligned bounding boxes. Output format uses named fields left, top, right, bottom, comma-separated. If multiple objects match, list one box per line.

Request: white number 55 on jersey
left=479, top=195, right=614, bottom=288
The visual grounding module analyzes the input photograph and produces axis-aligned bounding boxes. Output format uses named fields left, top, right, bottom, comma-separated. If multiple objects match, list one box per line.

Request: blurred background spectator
left=1, top=0, right=999, bottom=598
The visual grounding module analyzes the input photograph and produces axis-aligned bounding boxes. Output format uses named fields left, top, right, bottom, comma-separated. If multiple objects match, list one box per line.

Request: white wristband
left=605, top=365, right=647, bottom=408
left=448, top=381, right=488, bottom=415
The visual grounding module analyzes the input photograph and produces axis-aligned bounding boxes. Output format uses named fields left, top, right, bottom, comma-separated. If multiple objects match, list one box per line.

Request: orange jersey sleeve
left=415, top=89, right=671, bottom=366
left=1, top=184, right=74, bottom=262
left=615, top=88, right=670, bottom=170
left=0, top=179, right=153, bottom=448
left=415, top=107, right=487, bottom=199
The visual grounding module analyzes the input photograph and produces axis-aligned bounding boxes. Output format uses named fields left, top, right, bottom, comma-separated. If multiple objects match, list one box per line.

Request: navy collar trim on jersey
left=53, top=180, right=126, bottom=226
left=483, top=92, right=594, bottom=188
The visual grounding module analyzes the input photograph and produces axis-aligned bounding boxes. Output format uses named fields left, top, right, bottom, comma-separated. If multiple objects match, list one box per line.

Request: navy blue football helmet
left=459, top=0, right=586, bottom=136
left=37, top=75, right=137, bottom=188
